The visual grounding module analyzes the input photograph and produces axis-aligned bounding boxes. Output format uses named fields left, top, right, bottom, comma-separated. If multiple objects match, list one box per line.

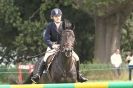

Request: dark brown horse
left=46, top=29, right=77, bottom=83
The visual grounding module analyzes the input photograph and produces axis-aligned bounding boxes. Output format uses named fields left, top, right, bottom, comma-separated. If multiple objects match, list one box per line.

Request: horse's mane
left=61, top=30, right=75, bottom=46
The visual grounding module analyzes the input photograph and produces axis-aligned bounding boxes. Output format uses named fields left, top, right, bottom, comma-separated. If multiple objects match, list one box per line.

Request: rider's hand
left=52, top=44, right=60, bottom=49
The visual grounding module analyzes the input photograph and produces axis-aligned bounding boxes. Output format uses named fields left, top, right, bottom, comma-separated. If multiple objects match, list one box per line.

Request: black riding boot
left=76, top=61, right=88, bottom=82
left=31, top=58, right=46, bottom=84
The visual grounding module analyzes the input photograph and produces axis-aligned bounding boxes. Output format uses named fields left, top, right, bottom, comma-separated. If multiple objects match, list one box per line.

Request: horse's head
left=60, top=20, right=75, bottom=57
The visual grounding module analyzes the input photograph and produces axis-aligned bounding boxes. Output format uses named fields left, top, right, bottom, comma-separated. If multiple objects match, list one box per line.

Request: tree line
left=0, top=0, right=133, bottom=65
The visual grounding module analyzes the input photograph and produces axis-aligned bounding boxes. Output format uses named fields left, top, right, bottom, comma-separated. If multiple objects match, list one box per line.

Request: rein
left=24, top=48, right=59, bottom=59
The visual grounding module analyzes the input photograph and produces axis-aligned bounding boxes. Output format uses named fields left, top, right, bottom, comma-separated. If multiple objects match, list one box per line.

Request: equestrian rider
left=31, top=8, right=88, bottom=83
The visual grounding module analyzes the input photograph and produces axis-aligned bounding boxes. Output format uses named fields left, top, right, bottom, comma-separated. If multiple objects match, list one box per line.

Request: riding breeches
left=43, top=46, right=79, bottom=62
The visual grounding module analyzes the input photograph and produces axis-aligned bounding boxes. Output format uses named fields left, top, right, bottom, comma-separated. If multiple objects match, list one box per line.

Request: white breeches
left=43, top=46, right=79, bottom=62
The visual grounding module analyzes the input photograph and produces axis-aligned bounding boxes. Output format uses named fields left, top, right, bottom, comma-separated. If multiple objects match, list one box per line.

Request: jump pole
left=0, top=81, right=133, bottom=88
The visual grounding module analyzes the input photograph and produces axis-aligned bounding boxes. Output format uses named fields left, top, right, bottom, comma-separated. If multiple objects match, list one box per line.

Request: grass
left=80, top=63, right=130, bottom=81
left=0, top=63, right=132, bottom=84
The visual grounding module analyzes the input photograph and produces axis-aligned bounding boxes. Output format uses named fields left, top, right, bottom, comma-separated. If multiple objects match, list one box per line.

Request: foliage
left=121, top=13, right=133, bottom=51
left=0, top=0, right=95, bottom=64
left=0, top=0, right=47, bottom=64
left=75, top=0, right=127, bottom=17
left=0, top=0, right=133, bottom=64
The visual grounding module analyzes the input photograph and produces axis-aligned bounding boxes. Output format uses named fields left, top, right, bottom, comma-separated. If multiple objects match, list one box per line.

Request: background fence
left=0, top=63, right=132, bottom=84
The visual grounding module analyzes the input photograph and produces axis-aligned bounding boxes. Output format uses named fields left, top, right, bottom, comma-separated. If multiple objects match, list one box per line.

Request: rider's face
left=116, top=49, right=120, bottom=54
left=52, top=15, right=62, bottom=23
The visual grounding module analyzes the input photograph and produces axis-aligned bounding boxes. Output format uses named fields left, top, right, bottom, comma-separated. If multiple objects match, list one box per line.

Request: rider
left=31, top=8, right=88, bottom=83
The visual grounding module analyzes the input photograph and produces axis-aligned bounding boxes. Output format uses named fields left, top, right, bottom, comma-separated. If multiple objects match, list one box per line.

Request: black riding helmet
left=51, top=8, right=62, bottom=17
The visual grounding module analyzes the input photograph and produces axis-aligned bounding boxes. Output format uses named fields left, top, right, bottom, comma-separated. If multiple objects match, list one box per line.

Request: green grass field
left=0, top=63, right=132, bottom=84
left=80, top=63, right=130, bottom=81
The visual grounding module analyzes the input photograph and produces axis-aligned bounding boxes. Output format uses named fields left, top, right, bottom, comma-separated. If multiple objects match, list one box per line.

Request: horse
left=45, top=29, right=77, bottom=83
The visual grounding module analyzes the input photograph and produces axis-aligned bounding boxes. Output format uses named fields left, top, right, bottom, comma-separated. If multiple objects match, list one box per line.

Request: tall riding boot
left=76, top=61, right=88, bottom=82
left=31, top=58, right=46, bottom=84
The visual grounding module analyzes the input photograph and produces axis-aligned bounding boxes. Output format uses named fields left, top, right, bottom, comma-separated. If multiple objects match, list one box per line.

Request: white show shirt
left=111, top=53, right=122, bottom=68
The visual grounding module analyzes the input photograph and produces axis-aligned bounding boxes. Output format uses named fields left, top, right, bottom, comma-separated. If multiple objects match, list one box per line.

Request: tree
left=0, top=0, right=46, bottom=64
left=1, top=0, right=133, bottom=64
left=0, top=0, right=95, bottom=64
left=73, top=0, right=133, bottom=63
left=121, top=13, right=133, bottom=51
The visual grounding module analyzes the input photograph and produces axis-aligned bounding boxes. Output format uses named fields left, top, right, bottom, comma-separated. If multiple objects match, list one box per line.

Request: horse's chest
left=60, top=70, right=76, bottom=82
left=50, top=56, right=77, bottom=82
left=51, top=68, right=75, bottom=82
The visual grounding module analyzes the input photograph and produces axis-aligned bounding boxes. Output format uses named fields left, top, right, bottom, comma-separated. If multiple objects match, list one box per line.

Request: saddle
left=45, top=50, right=77, bottom=71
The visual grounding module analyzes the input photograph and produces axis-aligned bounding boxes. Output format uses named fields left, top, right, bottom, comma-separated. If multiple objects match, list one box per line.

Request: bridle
left=62, top=43, right=74, bottom=57
left=60, top=29, right=75, bottom=57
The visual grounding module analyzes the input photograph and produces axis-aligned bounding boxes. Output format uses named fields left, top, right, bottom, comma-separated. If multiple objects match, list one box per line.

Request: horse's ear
left=63, top=19, right=75, bottom=30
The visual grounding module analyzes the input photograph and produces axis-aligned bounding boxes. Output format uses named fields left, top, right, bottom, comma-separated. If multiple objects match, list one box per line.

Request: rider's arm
left=43, top=23, right=53, bottom=49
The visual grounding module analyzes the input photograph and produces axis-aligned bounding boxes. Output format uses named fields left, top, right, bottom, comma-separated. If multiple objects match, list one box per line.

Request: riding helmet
left=51, top=8, right=62, bottom=17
